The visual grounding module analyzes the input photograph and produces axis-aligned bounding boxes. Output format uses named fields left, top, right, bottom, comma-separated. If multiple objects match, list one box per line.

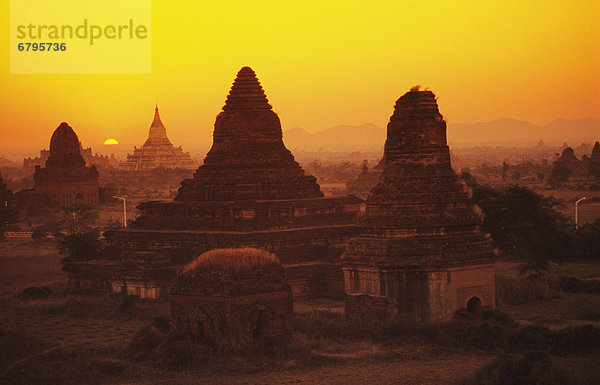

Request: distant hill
left=284, top=118, right=599, bottom=149
left=0, top=157, right=17, bottom=168
left=284, top=123, right=386, bottom=149
left=448, top=118, right=600, bottom=145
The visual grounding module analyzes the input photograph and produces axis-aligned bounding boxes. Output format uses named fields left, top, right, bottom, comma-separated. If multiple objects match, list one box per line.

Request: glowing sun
left=104, top=138, right=119, bottom=145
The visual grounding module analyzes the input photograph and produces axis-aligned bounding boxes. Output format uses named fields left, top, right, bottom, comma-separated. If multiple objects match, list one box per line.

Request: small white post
left=575, top=197, right=586, bottom=230
left=113, top=196, right=128, bottom=227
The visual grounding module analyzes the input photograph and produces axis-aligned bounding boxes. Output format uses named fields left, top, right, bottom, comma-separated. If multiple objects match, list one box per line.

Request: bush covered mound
left=182, top=247, right=280, bottom=274
left=463, top=352, right=571, bottom=385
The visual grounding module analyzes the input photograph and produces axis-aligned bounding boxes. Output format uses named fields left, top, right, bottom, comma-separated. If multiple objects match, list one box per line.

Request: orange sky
left=1, top=1, right=599, bottom=156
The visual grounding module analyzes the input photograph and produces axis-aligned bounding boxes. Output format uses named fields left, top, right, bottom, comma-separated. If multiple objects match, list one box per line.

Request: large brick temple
left=66, top=67, right=361, bottom=299
left=342, top=88, right=495, bottom=321
left=33, top=122, right=99, bottom=207
left=119, top=106, right=197, bottom=171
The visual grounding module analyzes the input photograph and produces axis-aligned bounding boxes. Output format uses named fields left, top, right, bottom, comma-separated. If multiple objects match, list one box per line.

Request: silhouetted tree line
left=0, top=205, right=18, bottom=238
left=460, top=171, right=599, bottom=268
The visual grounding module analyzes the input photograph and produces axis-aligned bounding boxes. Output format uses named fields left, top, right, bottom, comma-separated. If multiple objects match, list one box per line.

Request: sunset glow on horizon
left=1, top=0, right=598, bottom=153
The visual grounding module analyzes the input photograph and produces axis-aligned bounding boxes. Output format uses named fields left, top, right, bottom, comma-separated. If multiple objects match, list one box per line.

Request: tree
left=472, top=184, right=572, bottom=268
left=574, top=219, right=600, bottom=260
left=537, top=172, right=545, bottom=182
left=502, top=161, right=509, bottom=181
left=57, top=228, right=103, bottom=262
left=548, top=161, right=571, bottom=188
left=59, top=202, right=99, bottom=234
left=0, top=205, right=18, bottom=238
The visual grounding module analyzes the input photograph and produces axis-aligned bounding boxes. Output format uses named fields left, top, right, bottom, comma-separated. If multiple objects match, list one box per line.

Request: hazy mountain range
left=283, top=118, right=600, bottom=149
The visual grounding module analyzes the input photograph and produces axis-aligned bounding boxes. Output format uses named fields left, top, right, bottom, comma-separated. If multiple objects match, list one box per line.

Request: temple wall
left=170, top=290, right=293, bottom=344
left=343, top=263, right=495, bottom=321
left=35, top=180, right=99, bottom=206
left=133, top=197, right=361, bottom=231
left=105, top=225, right=358, bottom=265
left=284, top=262, right=344, bottom=299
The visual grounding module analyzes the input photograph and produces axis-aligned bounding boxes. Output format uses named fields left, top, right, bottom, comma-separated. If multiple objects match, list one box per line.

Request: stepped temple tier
left=33, top=123, right=99, bottom=207
left=119, top=106, right=197, bottom=171
left=66, top=67, right=362, bottom=299
left=342, top=88, right=496, bottom=322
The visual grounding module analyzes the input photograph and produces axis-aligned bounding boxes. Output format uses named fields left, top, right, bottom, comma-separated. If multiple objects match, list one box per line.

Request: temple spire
left=222, top=66, right=272, bottom=111
left=145, top=105, right=171, bottom=146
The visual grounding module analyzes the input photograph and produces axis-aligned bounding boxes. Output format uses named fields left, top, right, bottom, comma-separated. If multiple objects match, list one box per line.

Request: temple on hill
left=33, top=123, right=99, bottom=207
left=66, top=67, right=361, bottom=299
left=342, top=89, right=496, bottom=322
left=119, top=106, right=197, bottom=171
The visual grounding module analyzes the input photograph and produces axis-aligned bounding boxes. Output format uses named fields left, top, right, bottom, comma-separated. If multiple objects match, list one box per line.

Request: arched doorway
left=467, top=296, right=482, bottom=317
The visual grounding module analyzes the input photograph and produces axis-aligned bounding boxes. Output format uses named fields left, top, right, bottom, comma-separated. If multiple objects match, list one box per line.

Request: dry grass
left=182, top=248, right=280, bottom=274
left=0, top=239, right=63, bottom=296
left=495, top=263, right=561, bottom=306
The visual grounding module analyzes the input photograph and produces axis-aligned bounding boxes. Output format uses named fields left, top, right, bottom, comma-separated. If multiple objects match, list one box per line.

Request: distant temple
left=24, top=142, right=118, bottom=174
left=345, top=159, right=384, bottom=199
left=33, top=122, right=99, bottom=207
left=65, top=67, right=361, bottom=299
left=342, top=89, right=496, bottom=321
left=119, top=106, right=197, bottom=171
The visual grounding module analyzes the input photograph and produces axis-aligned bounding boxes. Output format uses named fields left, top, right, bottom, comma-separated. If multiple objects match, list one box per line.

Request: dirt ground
left=0, top=239, right=63, bottom=296
left=1, top=239, right=599, bottom=384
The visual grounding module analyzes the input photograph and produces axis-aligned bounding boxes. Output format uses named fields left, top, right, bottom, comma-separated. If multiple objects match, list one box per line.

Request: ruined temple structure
left=24, top=142, right=118, bottom=175
left=592, top=142, right=600, bottom=163
left=558, top=147, right=579, bottom=163
left=170, top=248, right=293, bottom=345
left=590, top=142, right=600, bottom=174
left=557, top=147, right=586, bottom=176
left=69, top=67, right=361, bottom=298
left=342, top=88, right=496, bottom=322
left=345, top=159, right=384, bottom=199
left=119, top=106, right=197, bottom=171
left=33, top=123, right=99, bottom=207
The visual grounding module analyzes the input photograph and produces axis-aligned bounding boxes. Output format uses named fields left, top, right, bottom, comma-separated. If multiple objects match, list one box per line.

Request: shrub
left=125, top=326, right=163, bottom=361
left=151, top=331, right=210, bottom=370
left=496, top=266, right=560, bottom=305
left=559, top=276, right=600, bottom=294
left=22, top=286, right=53, bottom=299
left=31, top=226, right=48, bottom=239
left=0, top=346, right=126, bottom=385
left=512, top=325, right=550, bottom=352
left=550, top=325, right=600, bottom=353
left=463, top=351, right=571, bottom=385
left=57, top=229, right=103, bottom=261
